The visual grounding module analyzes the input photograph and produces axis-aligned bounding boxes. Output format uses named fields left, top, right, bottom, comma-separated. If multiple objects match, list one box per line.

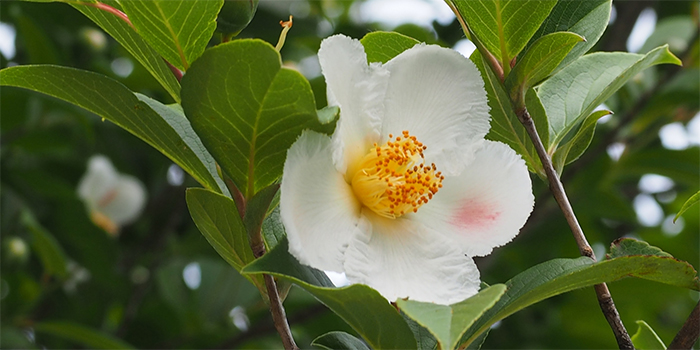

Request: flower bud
left=216, top=0, right=259, bottom=35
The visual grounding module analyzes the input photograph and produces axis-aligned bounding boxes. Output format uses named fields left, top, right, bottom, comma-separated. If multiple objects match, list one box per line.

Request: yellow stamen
left=351, top=131, right=443, bottom=219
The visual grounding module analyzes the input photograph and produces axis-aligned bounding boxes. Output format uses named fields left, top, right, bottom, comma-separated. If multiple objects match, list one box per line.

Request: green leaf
left=261, top=206, right=285, bottom=250
left=472, top=51, right=543, bottom=175
left=403, top=315, right=438, bottom=350
left=120, top=0, right=223, bottom=71
left=21, top=210, right=68, bottom=279
left=242, top=238, right=417, bottom=350
left=526, top=0, right=612, bottom=73
left=611, top=147, right=699, bottom=187
left=243, top=183, right=279, bottom=243
left=631, top=320, right=667, bottom=350
left=312, top=331, right=371, bottom=350
left=674, top=191, right=699, bottom=223
left=0, top=65, right=223, bottom=193
left=69, top=0, right=181, bottom=102
left=34, top=321, right=135, bottom=349
left=181, top=39, right=320, bottom=199
left=607, top=238, right=673, bottom=259
left=461, top=244, right=700, bottom=346
left=451, top=0, right=557, bottom=63
left=316, top=105, right=340, bottom=135
left=539, top=45, right=682, bottom=148
left=505, top=32, right=584, bottom=106
left=185, top=188, right=254, bottom=271
left=552, top=109, right=611, bottom=173
left=397, top=285, right=506, bottom=350
left=640, top=16, right=696, bottom=55
left=360, top=31, right=420, bottom=64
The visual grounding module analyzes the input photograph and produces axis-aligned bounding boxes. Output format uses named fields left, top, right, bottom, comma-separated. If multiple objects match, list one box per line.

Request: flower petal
left=77, top=155, right=119, bottom=208
left=318, top=34, right=389, bottom=174
left=344, top=209, right=481, bottom=305
left=98, top=175, right=147, bottom=225
left=380, top=44, right=490, bottom=175
left=281, top=130, right=363, bottom=272
left=414, top=141, right=534, bottom=257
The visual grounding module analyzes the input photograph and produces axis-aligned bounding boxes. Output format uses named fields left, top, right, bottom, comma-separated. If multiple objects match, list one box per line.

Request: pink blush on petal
left=450, top=200, right=501, bottom=230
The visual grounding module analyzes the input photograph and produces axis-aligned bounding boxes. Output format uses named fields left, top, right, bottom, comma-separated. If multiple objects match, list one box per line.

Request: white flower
left=280, top=35, right=534, bottom=305
left=77, top=155, right=146, bottom=236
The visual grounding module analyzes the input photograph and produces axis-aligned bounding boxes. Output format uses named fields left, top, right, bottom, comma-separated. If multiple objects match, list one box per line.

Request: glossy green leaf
left=21, top=210, right=68, bottom=279
left=34, top=321, right=134, bottom=349
left=451, top=0, right=557, bottom=63
left=397, top=285, right=506, bottom=350
left=261, top=206, right=285, bottom=250
left=461, top=240, right=700, bottom=346
left=506, top=32, right=584, bottom=105
left=526, top=0, right=612, bottom=72
left=539, top=45, right=682, bottom=148
left=360, top=31, right=420, bottom=64
left=403, top=315, right=438, bottom=350
left=631, top=320, right=667, bottom=350
left=0, top=65, right=223, bottom=193
left=243, top=183, right=279, bottom=243
left=472, top=51, right=544, bottom=175
left=316, top=105, right=340, bottom=135
left=640, top=16, right=696, bottom=55
left=181, top=39, right=319, bottom=199
left=552, top=109, right=611, bottom=173
left=69, top=0, right=181, bottom=102
left=120, top=0, right=222, bottom=71
left=312, top=331, right=371, bottom=350
left=242, top=238, right=417, bottom=350
left=607, top=238, right=673, bottom=259
left=675, top=191, right=699, bottom=223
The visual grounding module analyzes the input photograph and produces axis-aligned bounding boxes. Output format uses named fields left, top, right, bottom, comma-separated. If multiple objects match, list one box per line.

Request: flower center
left=351, top=131, right=444, bottom=219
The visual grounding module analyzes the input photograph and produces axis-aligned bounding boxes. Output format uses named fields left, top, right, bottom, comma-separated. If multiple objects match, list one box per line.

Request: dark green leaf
left=403, top=315, right=438, bottom=350
left=631, top=320, right=667, bottom=350
left=451, top=0, right=557, bottom=63
left=674, top=191, right=699, bottom=223
left=640, top=16, right=696, bottom=55
left=506, top=32, right=584, bottom=105
left=243, top=183, right=279, bottom=242
left=526, top=0, right=612, bottom=73
left=181, top=39, right=319, bottom=198
left=473, top=52, right=543, bottom=175
left=552, top=109, right=611, bottom=173
left=607, top=238, right=674, bottom=259
left=312, top=331, right=371, bottom=350
left=612, top=148, right=699, bottom=187
left=360, top=31, right=420, bottom=64
left=120, top=0, right=223, bottom=71
left=461, top=250, right=699, bottom=346
left=397, top=285, right=506, bottom=350
left=242, top=238, right=417, bottom=350
left=316, top=105, right=340, bottom=135
left=261, top=206, right=285, bottom=250
left=21, top=210, right=68, bottom=279
left=0, top=65, right=224, bottom=193
left=539, top=46, right=682, bottom=148
left=70, top=0, right=181, bottom=102
left=34, top=321, right=135, bottom=349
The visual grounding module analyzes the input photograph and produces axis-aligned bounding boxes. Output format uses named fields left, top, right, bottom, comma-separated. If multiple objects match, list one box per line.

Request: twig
left=516, top=108, right=634, bottom=349
left=668, top=301, right=700, bottom=350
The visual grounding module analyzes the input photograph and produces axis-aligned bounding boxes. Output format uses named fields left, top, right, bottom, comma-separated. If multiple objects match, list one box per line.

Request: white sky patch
left=592, top=242, right=607, bottom=262
left=183, top=262, right=201, bottom=290
left=627, top=8, right=656, bottom=53
left=662, top=215, right=684, bottom=236
left=607, top=142, right=626, bottom=161
left=453, top=39, right=476, bottom=58
left=0, top=22, right=16, bottom=59
left=355, top=0, right=455, bottom=28
left=634, top=194, right=664, bottom=227
left=167, top=164, right=185, bottom=186
left=659, top=122, right=690, bottom=150
left=595, top=103, right=613, bottom=124
left=111, top=57, right=134, bottom=78
left=298, top=55, right=322, bottom=79
left=325, top=271, right=350, bottom=287
left=687, top=112, right=700, bottom=145
left=638, top=174, right=674, bottom=193
left=229, top=306, right=250, bottom=331
left=609, top=4, right=617, bottom=25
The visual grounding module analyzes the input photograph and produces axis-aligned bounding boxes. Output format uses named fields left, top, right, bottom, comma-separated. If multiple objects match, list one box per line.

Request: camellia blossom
left=280, top=35, right=534, bottom=305
left=77, top=155, right=146, bottom=236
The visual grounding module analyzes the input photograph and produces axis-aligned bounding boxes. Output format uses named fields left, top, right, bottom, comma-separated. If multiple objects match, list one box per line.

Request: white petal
left=77, top=155, right=118, bottom=208
left=380, top=44, right=490, bottom=175
left=344, top=209, right=481, bottom=305
left=318, top=34, right=389, bottom=174
left=98, top=175, right=147, bottom=225
left=281, top=130, right=363, bottom=272
left=414, top=141, right=534, bottom=257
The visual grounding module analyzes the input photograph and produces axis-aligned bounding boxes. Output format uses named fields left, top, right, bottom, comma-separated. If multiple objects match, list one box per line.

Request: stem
left=516, top=108, right=633, bottom=349
left=668, top=301, right=700, bottom=350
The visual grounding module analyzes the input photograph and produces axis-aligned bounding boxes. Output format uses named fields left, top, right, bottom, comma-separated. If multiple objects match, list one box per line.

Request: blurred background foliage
left=0, top=0, right=698, bottom=348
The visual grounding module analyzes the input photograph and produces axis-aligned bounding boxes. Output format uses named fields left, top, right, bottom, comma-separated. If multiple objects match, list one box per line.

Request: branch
left=516, top=108, right=633, bottom=349
left=668, top=301, right=700, bottom=350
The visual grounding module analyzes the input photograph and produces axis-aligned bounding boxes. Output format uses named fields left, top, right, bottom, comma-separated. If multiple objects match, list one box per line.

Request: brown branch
left=668, top=301, right=700, bottom=350
left=516, top=108, right=633, bottom=349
